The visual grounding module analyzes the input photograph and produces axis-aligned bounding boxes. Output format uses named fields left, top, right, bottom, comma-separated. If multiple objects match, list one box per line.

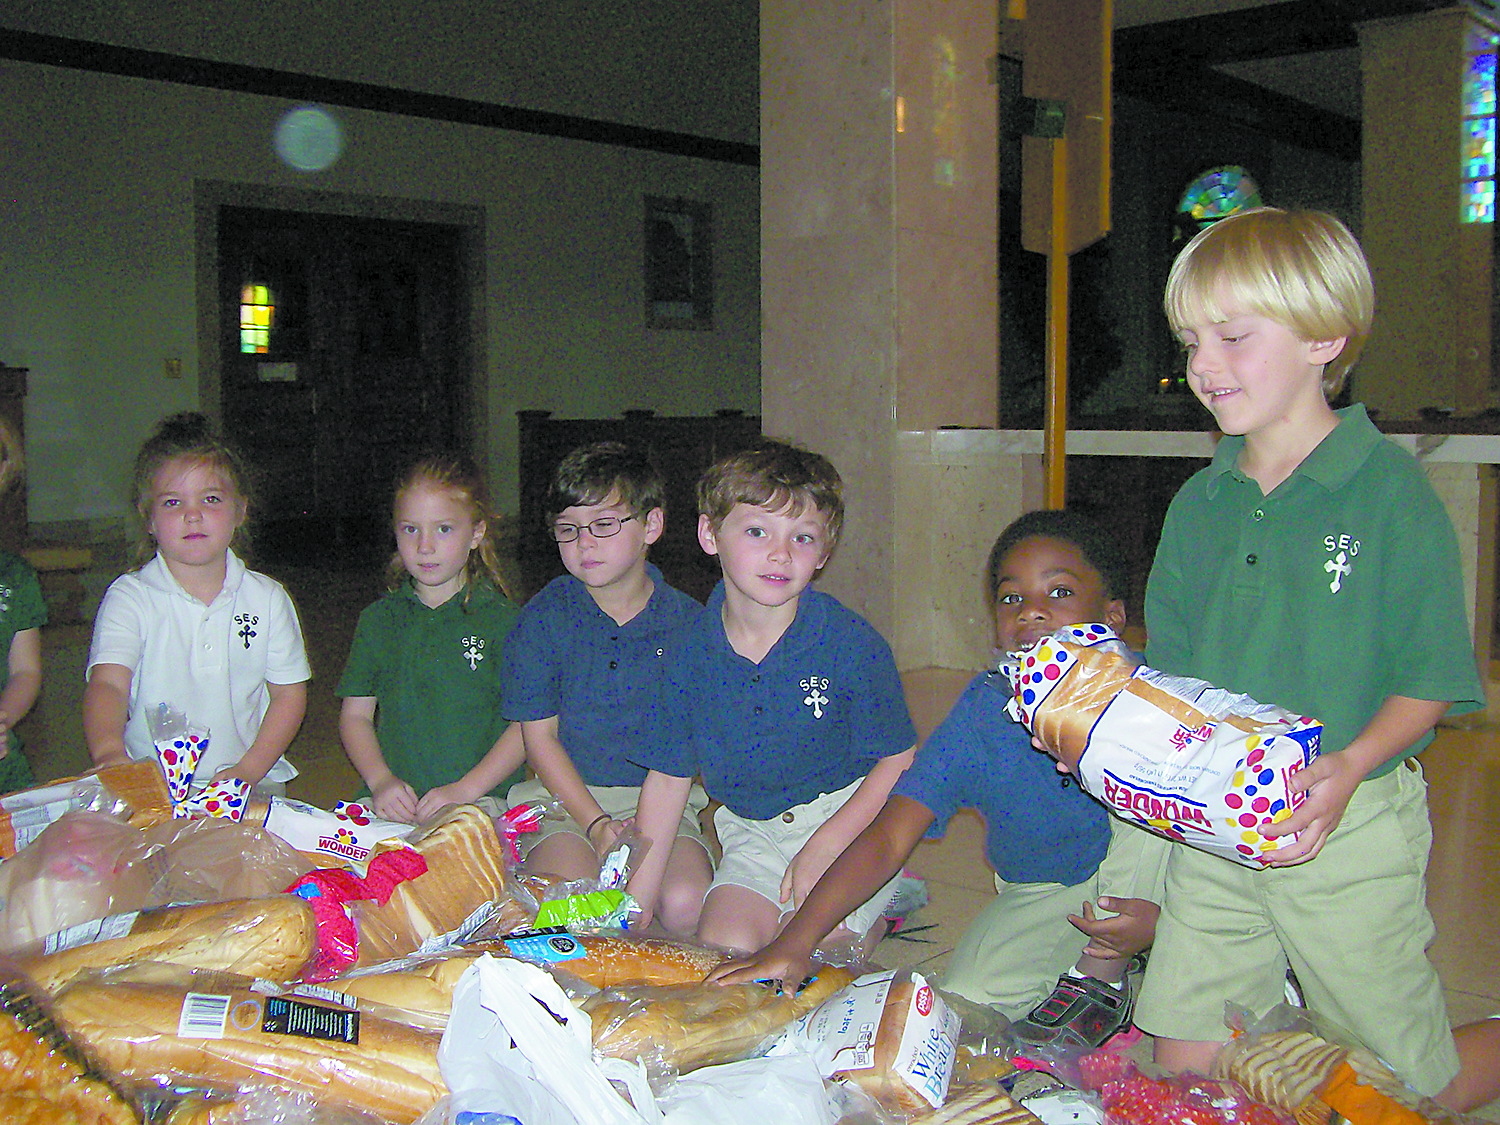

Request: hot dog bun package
left=1005, top=625, right=1323, bottom=867
left=778, top=968, right=959, bottom=1114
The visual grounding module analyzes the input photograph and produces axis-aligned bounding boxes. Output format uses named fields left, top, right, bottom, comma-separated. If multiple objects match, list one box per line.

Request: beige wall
left=0, top=61, right=759, bottom=528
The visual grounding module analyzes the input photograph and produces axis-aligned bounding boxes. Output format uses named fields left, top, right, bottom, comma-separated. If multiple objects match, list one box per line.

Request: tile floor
left=21, top=561, right=1500, bottom=1113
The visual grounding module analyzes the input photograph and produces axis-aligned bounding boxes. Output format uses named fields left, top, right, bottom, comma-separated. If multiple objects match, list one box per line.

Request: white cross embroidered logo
left=463, top=635, right=485, bottom=671
left=1324, top=550, right=1351, bottom=593
left=234, top=613, right=259, bottom=649
left=800, top=676, right=830, bottom=719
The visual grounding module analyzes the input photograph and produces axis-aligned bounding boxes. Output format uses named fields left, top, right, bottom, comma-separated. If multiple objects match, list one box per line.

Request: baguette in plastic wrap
left=1006, top=624, right=1322, bottom=866
left=51, top=973, right=444, bottom=1124
left=18, top=896, right=316, bottom=993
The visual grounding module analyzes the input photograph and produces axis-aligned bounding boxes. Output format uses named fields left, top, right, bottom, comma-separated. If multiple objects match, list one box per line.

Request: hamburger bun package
left=1005, top=624, right=1322, bottom=867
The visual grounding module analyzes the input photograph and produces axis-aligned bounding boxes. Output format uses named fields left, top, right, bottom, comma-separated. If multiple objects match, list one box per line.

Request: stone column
left=761, top=0, right=1001, bottom=664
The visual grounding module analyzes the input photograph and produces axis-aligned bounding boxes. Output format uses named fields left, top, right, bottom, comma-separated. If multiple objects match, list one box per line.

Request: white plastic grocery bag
left=438, top=953, right=653, bottom=1125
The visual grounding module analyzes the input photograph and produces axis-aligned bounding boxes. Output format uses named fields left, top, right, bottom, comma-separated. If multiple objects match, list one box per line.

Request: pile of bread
left=0, top=762, right=1480, bottom=1125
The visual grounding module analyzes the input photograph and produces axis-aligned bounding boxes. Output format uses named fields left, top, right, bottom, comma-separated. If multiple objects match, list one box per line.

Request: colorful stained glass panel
left=1177, top=166, right=1262, bottom=229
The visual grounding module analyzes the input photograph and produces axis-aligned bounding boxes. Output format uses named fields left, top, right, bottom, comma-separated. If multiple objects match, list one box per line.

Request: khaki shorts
left=711, top=777, right=902, bottom=937
left=942, top=818, right=1170, bottom=1017
left=505, top=777, right=710, bottom=856
left=1134, top=761, right=1458, bottom=1096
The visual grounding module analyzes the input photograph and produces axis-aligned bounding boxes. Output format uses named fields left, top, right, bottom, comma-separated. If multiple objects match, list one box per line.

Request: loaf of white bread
left=51, top=972, right=445, bottom=1124
left=921, top=1084, right=1048, bottom=1125
left=586, top=964, right=857, bottom=1073
left=19, top=896, right=316, bottom=993
left=350, top=804, right=522, bottom=965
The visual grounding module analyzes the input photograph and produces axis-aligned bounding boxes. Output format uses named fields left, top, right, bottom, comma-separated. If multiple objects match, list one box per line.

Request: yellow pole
left=1043, top=135, right=1068, bottom=509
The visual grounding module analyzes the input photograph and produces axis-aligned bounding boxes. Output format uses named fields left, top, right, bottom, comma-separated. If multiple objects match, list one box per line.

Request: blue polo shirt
left=640, top=583, right=917, bottom=820
left=893, top=669, right=1110, bottom=887
left=501, top=563, right=702, bottom=786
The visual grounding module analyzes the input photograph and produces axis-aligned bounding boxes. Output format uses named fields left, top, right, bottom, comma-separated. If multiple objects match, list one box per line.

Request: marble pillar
left=762, top=0, right=1000, bottom=664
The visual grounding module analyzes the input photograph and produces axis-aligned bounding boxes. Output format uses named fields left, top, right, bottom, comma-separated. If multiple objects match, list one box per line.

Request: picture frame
left=644, top=196, right=713, bottom=330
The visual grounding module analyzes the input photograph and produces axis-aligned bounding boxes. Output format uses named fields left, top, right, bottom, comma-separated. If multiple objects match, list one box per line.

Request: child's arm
left=83, top=663, right=134, bottom=767
left=521, top=716, right=618, bottom=849
left=625, top=769, right=694, bottom=928
left=0, top=628, right=41, bottom=759
left=415, top=721, right=526, bottom=821
left=710, top=794, right=935, bottom=985
left=339, top=695, right=419, bottom=821
left=1265, top=693, right=1450, bottom=865
left=781, top=745, right=915, bottom=911
left=215, top=681, right=306, bottom=790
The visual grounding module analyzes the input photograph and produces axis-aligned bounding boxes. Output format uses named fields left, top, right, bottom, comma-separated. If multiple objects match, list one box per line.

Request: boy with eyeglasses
left=501, top=441, right=713, bottom=931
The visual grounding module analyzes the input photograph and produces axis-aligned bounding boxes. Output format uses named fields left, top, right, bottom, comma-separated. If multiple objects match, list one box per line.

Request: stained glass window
left=1177, top=166, right=1262, bottom=230
left=1462, top=24, right=1498, bottom=223
left=240, top=284, right=274, bottom=354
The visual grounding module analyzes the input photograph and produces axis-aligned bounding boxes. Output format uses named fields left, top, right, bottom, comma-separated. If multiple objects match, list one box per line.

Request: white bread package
left=779, top=968, right=959, bottom=1114
left=1005, top=624, right=1322, bottom=867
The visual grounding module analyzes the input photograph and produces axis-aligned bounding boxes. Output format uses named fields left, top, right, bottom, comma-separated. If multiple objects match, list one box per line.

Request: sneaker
left=1012, top=973, right=1133, bottom=1052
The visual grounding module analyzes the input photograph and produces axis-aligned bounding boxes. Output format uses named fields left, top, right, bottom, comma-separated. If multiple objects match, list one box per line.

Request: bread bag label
left=43, top=910, right=140, bottom=954
left=261, top=996, right=360, bottom=1044
left=502, top=927, right=588, bottom=965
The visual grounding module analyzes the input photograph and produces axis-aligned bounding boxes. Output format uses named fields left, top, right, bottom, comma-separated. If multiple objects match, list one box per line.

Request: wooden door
left=218, top=207, right=470, bottom=566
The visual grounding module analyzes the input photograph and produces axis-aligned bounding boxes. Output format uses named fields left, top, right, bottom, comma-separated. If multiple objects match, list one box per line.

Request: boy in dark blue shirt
left=501, top=442, right=711, bottom=933
left=629, top=442, right=917, bottom=954
left=712, top=510, right=1167, bottom=1051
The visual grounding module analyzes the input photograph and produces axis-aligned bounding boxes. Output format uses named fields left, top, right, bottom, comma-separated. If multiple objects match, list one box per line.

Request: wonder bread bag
left=1005, top=623, right=1322, bottom=867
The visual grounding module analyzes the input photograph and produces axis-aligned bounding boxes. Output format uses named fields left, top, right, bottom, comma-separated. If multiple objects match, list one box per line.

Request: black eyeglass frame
left=549, top=514, right=638, bottom=543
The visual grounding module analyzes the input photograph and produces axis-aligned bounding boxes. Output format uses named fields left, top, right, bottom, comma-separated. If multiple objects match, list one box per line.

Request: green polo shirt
left=337, top=581, right=523, bottom=799
left=1145, top=404, right=1483, bottom=778
left=0, top=552, right=45, bottom=794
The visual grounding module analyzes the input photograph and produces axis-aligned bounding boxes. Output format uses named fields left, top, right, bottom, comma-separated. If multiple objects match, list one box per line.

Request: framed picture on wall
left=644, top=196, right=713, bottom=330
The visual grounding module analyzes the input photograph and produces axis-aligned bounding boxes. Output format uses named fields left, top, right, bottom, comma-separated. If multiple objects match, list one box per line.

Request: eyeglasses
left=550, top=515, right=637, bottom=543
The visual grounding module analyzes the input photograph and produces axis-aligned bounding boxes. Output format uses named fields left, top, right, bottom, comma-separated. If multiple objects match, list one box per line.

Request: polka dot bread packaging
left=1005, top=624, right=1323, bottom=868
left=145, top=702, right=210, bottom=806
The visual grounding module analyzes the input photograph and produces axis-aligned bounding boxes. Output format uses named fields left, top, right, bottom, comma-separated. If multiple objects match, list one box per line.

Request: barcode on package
left=178, top=993, right=231, bottom=1039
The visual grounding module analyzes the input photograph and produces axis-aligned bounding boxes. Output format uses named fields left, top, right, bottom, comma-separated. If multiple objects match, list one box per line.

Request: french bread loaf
left=20, top=895, right=316, bottom=993
left=562, top=933, right=730, bottom=987
left=586, top=964, right=856, bottom=1072
left=52, top=976, right=444, bottom=1124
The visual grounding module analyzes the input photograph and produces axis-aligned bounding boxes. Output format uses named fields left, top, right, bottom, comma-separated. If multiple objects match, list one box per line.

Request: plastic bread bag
left=147, top=702, right=212, bottom=805
left=48, top=963, right=445, bottom=1124
left=16, top=895, right=318, bottom=994
left=1003, top=624, right=1323, bottom=867
left=260, top=797, right=416, bottom=872
left=160, top=1087, right=392, bottom=1124
left=1210, top=1005, right=1484, bottom=1125
left=583, top=963, right=859, bottom=1082
left=0, top=808, right=155, bottom=952
left=319, top=944, right=518, bottom=1032
left=1071, top=1053, right=1285, bottom=1125
left=773, top=968, right=962, bottom=1116
left=0, top=770, right=140, bottom=859
left=136, top=814, right=316, bottom=908
left=0, top=964, right=142, bottom=1123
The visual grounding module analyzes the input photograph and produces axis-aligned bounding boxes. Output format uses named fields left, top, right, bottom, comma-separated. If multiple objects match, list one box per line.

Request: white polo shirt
left=87, top=551, right=311, bottom=784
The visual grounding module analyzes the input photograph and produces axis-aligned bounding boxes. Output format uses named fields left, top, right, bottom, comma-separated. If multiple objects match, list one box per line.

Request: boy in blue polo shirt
left=1138, top=207, right=1498, bottom=1109
left=501, top=442, right=712, bottom=934
left=708, top=508, right=1165, bottom=1051
left=629, top=441, right=917, bottom=954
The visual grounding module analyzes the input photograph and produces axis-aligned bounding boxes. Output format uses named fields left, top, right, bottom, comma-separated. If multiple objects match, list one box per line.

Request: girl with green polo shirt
left=337, top=453, right=526, bottom=824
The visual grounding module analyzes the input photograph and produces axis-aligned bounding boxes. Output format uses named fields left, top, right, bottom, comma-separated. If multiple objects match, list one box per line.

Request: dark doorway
left=217, top=207, right=472, bottom=567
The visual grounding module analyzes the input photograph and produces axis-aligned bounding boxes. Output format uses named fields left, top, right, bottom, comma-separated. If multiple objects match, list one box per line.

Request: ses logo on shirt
left=800, top=675, right=830, bottom=719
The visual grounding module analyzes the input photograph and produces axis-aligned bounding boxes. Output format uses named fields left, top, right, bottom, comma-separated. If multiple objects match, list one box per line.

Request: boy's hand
left=588, top=816, right=628, bottom=857
left=370, top=776, right=420, bottom=823
left=415, top=783, right=469, bottom=822
left=782, top=831, right=842, bottom=910
left=1070, top=896, right=1158, bottom=962
left=1260, top=750, right=1364, bottom=865
left=706, top=933, right=815, bottom=988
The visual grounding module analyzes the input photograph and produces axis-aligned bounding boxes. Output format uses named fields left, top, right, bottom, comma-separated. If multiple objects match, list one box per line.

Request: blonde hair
left=697, top=440, right=844, bottom=548
left=1164, top=207, right=1375, bottom=397
left=386, top=452, right=517, bottom=606
left=131, top=413, right=253, bottom=566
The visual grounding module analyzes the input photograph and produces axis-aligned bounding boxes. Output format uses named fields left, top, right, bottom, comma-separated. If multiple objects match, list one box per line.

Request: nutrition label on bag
left=43, top=910, right=139, bottom=954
